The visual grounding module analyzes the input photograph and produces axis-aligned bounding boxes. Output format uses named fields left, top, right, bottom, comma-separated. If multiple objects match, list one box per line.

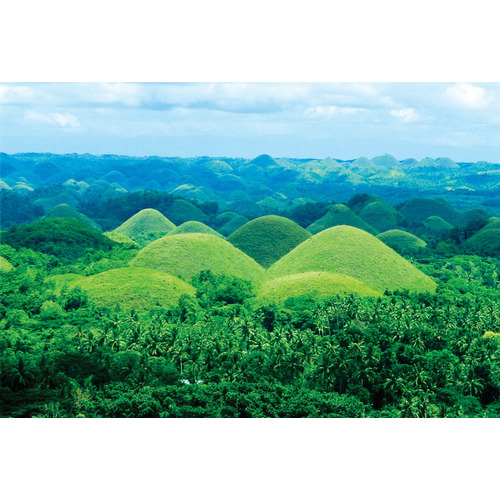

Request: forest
left=1, top=153, right=500, bottom=417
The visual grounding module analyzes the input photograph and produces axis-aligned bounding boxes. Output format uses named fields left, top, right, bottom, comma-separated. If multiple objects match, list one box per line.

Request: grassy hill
left=103, top=231, right=140, bottom=248
left=219, top=215, right=249, bottom=237
left=164, top=199, right=209, bottom=225
left=398, top=198, right=464, bottom=226
left=43, top=203, right=102, bottom=232
left=307, top=204, right=378, bottom=235
left=464, top=219, right=500, bottom=257
left=267, top=225, right=436, bottom=294
left=130, top=233, right=265, bottom=283
left=257, top=271, right=380, bottom=304
left=70, top=267, right=196, bottom=311
left=168, top=221, right=223, bottom=238
left=357, top=200, right=402, bottom=232
left=423, top=216, right=454, bottom=235
left=377, top=229, right=427, bottom=256
left=114, top=208, right=176, bottom=246
left=228, top=215, right=311, bottom=268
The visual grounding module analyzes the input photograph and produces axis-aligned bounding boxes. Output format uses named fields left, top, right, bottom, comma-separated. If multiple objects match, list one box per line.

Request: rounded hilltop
left=307, top=204, right=378, bottom=235
left=228, top=215, right=311, bottom=268
left=130, top=233, right=265, bottom=283
left=113, top=208, right=175, bottom=245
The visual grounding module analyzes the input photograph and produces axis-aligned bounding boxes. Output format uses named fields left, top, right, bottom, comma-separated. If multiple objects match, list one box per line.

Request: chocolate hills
left=267, top=225, right=436, bottom=294
left=228, top=215, right=311, bottom=268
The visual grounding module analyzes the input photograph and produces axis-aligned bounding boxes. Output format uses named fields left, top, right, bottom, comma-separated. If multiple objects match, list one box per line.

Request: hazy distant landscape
left=1, top=150, right=500, bottom=417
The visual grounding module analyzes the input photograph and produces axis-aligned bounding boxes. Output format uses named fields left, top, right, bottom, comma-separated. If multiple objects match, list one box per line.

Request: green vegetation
left=69, top=267, right=196, bottom=311
left=219, top=215, right=249, bottom=237
left=114, top=208, right=176, bottom=246
left=103, top=231, right=140, bottom=248
left=423, top=216, right=454, bottom=235
left=228, top=215, right=311, bottom=267
left=398, top=198, right=464, bottom=226
left=464, top=220, right=500, bottom=257
left=307, top=204, right=378, bottom=235
left=43, top=203, right=102, bottom=232
left=268, top=225, right=436, bottom=294
left=130, top=233, right=265, bottom=283
left=164, top=199, right=209, bottom=225
left=357, top=200, right=402, bottom=232
left=168, top=221, right=223, bottom=238
left=377, top=229, right=427, bottom=256
left=0, top=255, right=14, bottom=272
left=257, top=271, right=380, bottom=304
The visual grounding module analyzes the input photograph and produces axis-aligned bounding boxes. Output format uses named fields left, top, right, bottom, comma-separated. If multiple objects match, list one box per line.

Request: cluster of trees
left=1, top=240, right=500, bottom=417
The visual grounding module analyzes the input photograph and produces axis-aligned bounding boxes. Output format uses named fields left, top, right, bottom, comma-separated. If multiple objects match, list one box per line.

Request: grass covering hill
left=219, top=215, right=249, bottom=237
left=267, top=225, right=436, bottom=294
left=423, top=216, right=454, bottom=235
left=168, top=221, right=223, bottom=238
left=307, top=204, right=378, bottom=235
left=377, top=229, right=427, bottom=256
left=103, top=231, right=140, bottom=248
left=70, top=267, right=196, bottom=311
left=249, top=154, right=280, bottom=168
left=357, top=200, right=402, bottom=232
left=0, top=255, right=14, bottom=272
left=398, top=198, right=464, bottom=226
left=464, top=219, right=500, bottom=257
left=130, top=233, right=265, bottom=283
left=164, top=199, right=209, bottom=225
left=256, top=271, right=380, bottom=305
left=114, top=208, right=176, bottom=246
left=228, top=215, right=312, bottom=268
left=43, top=203, right=102, bottom=232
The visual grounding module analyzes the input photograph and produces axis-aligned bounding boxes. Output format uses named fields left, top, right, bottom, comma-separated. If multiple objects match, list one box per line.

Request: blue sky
left=1, top=82, right=500, bottom=162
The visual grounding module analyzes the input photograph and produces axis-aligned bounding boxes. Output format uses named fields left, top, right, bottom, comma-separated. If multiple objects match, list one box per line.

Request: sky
left=2, top=82, right=500, bottom=162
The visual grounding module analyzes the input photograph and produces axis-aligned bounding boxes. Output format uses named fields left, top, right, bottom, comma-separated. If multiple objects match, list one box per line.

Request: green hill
left=130, top=233, right=265, bottom=283
left=357, top=200, right=402, bottom=232
left=377, top=229, right=427, bottom=256
left=398, top=198, right=464, bottom=226
left=257, top=271, right=380, bottom=304
left=464, top=219, right=500, bottom=257
left=249, top=154, right=280, bottom=168
left=103, top=231, right=140, bottom=248
left=371, top=154, right=400, bottom=168
left=164, top=199, right=209, bottom=225
left=168, top=221, right=223, bottom=238
left=71, top=267, right=195, bottom=311
left=0, top=255, right=14, bottom=272
left=114, top=208, right=176, bottom=246
left=307, top=204, right=378, bottom=235
left=267, top=225, right=436, bottom=294
left=43, top=203, right=101, bottom=232
left=228, top=215, right=311, bottom=268
left=423, top=216, right=454, bottom=235
left=219, top=215, right=249, bottom=237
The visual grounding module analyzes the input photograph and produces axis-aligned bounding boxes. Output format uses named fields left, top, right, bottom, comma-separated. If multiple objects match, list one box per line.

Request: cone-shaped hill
left=43, top=204, right=101, bottom=232
left=249, top=154, right=280, bottom=168
left=257, top=271, right=380, bottom=305
left=219, top=215, right=249, bottom=236
left=228, top=215, right=312, bottom=268
left=103, top=231, right=140, bottom=248
left=464, top=218, right=500, bottom=257
left=164, top=199, right=209, bottom=225
left=398, top=198, right=464, bottom=226
left=130, top=233, right=265, bottom=283
left=168, top=221, right=223, bottom=238
left=70, top=268, right=195, bottom=311
left=423, top=216, right=454, bottom=235
left=114, top=209, right=176, bottom=246
left=307, top=204, right=378, bottom=235
left=357, top=200, right=402, bottom=233
left=267, top=226, right=436, bottom=294
left=377, top=229, right=427, bottom=256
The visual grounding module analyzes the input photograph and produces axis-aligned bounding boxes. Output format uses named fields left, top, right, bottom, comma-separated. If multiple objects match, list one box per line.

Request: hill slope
left=267, top=225, right=436, bottom=294
left=228, top=215, right=311, bottom=267
left=114, top=208, right=175, bottom=246
left=168, top=221, right=223, bottom=238
left=307, top=204, right=378, bottom=235
left=72, top=267, right=196, bottom=311
left=130, top=233, right=265, bottom=283
left=377, top=229, right=427, bottom=256
left=257, top=271, right=380, bottom=304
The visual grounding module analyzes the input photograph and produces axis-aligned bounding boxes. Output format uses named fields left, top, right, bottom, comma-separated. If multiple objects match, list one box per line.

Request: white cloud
left=26, top=111, right=80, bottom=128
left=445, top=83, right=489, bottom=109
left=305, top=105, right=361, bottom=118
left=0, top=84, right=34, bottom=104
left=390, top=108, right=419, bottom=123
